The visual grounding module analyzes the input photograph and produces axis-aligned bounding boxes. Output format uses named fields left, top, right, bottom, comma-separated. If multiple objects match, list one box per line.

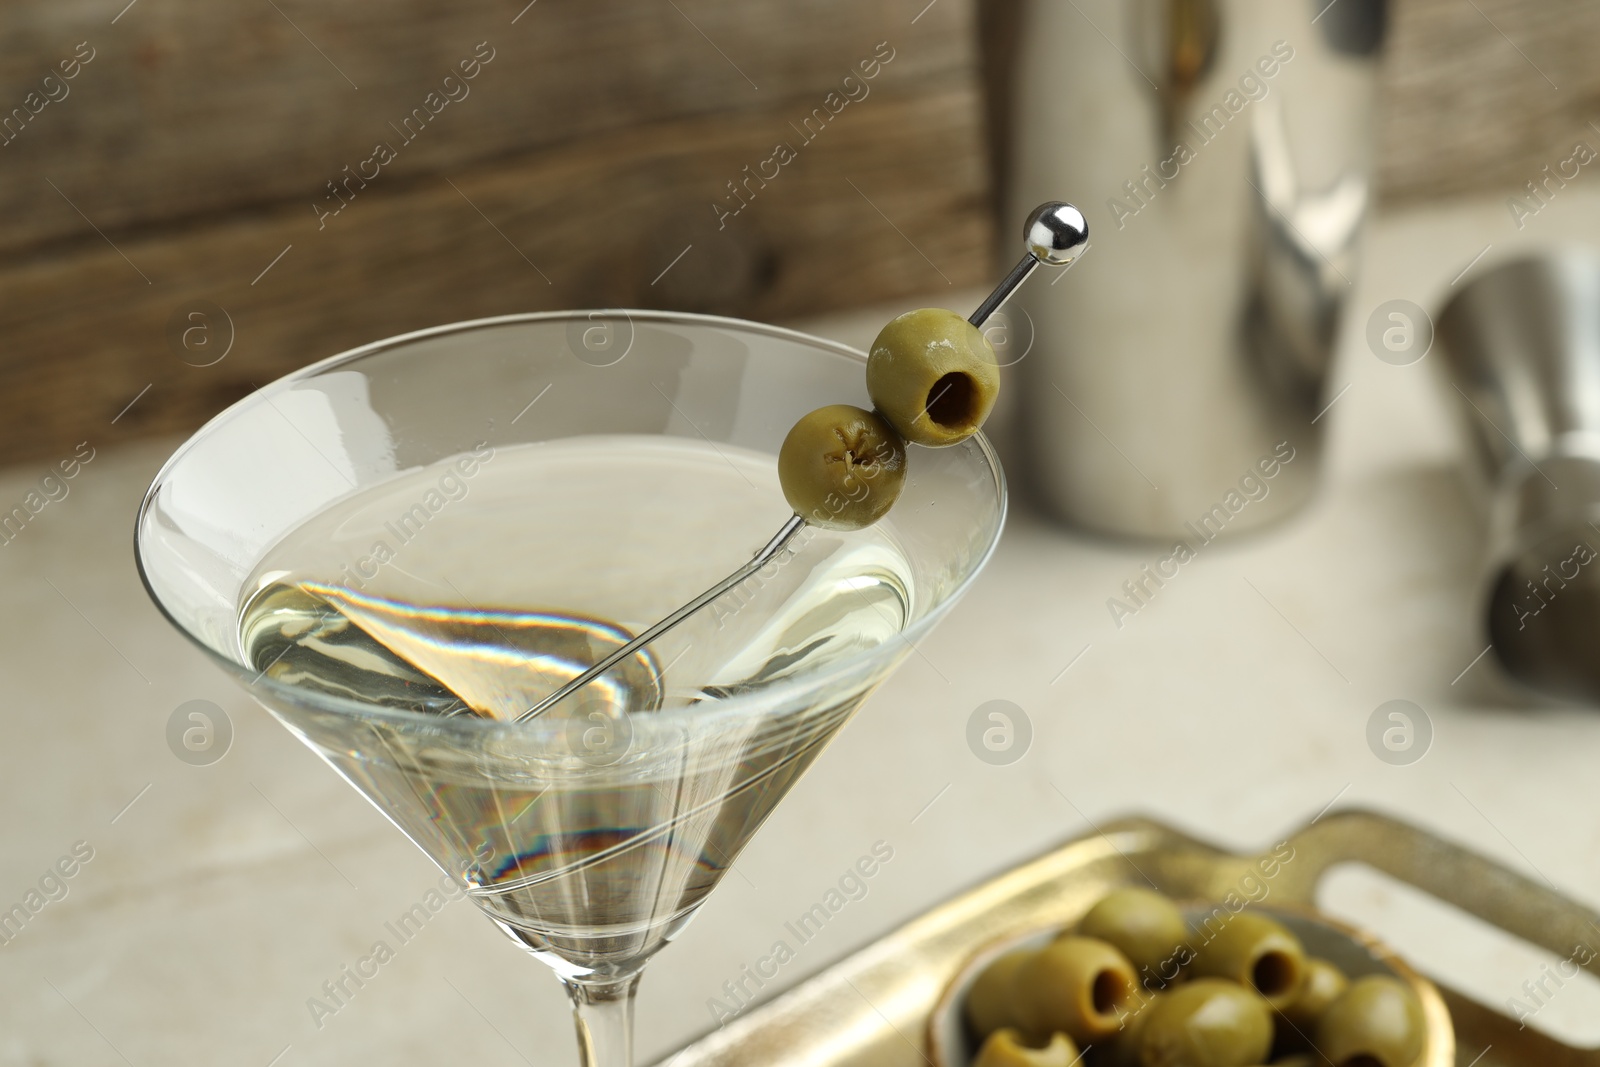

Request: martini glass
left=135, top=310, right=1006, bottom=1066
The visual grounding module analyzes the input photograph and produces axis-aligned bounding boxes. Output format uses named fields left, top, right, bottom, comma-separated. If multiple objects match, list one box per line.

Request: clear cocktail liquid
left=237, top=436, right=912, bottom=971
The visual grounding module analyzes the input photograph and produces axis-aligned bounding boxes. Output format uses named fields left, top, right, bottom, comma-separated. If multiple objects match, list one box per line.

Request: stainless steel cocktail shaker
left=1006, top=0, right=1388, bottom=540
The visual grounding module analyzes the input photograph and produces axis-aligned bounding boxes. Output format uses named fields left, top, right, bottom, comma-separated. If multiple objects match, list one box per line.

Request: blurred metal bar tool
left=1005, top=0, right=1389, bottom=539
left=1438, top=249, right=1600, bottom=704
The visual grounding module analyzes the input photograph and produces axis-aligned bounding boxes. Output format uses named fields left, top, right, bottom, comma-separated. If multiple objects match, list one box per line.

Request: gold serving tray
left=653, top=810, right=1600, bottom=1066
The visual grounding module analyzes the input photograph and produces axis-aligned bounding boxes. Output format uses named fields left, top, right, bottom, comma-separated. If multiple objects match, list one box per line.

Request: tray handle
left=1284, top=809, right=1600, bottom=965
left=1285, top=808, right=1600, bottom=1057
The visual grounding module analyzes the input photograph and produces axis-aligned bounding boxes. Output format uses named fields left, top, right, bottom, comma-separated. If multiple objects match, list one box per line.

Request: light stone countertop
left=4, top=187, right=1600, bottom=1065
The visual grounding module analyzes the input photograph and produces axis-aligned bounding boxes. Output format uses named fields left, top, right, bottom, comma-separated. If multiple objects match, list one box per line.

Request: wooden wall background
left=2, top=0, right=1597, bottom=465
left=1375, top=0, right=1600, bottom=203
left=0, top=0, right=992, bottom=464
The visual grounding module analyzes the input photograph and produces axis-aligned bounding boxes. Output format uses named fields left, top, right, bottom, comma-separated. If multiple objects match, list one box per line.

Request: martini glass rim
left=134, top=308, right=1009, bottom=736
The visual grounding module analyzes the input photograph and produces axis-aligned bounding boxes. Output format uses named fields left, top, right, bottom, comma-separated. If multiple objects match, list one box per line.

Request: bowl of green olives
left=929, top=887, right=1453, bottom=1067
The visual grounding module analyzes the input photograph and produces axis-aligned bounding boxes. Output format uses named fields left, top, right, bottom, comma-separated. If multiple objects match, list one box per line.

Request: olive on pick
left=1315, top=975, right=1425, bottom=1067
left=973, top=1029, right=1082, bottom=1067
left=1189, top=912, right=1307, bottom=1010
left=866, top=308, right=1000, bottom=447
left=1139, top=978, right=1274, bottom=1067
left=1016, top=935, right=1140, bottom=1042
left=1077, top=886, right=1190, bottom=980
left=777, top=404, right=907, bottom=530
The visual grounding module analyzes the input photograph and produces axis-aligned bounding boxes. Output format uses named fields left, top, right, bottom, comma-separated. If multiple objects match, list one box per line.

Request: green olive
left=965, top=949, right=1034, bottom=1040
left=866, top=308, right=1000, bottom=447
left=1279, top=957, right=1348, bottom=1032
left=1097, top=989, right=1162, bottom=1067
left=1314, top=975, right=1425, bottom=1067
left=973, top=1028, right=1082, bottom=1067
left=1189, top=912, right=1307, bottom=1010
left=1078, top=887, right=1190, bottom=981
left=1017, top=935, right=1140, bottom=1043
left=1270, top=1057, right=1318, bottom=1066
left=777, top=404, right=907, bottom=530
left=1139, top=978, right=1274, bottom=1067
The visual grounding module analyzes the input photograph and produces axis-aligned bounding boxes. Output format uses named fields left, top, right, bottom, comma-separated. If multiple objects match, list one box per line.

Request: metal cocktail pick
left=518, top=202, right=1088, bottom=722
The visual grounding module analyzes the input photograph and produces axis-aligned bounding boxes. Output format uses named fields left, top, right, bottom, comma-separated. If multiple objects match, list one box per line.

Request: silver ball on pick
left=1024, top=201, right=1090, bottom=267
left=968, top=200, right=1090, bottom=327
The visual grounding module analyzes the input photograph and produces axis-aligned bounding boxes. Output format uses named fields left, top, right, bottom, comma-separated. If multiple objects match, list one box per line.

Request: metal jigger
left=1438, top=248, right=1600, bottom=704
left=519, top=202, right=1087, bottom=721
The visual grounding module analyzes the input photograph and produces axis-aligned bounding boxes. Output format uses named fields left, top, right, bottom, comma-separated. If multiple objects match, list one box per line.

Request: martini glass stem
left=566, top=974, right=641, bottom=1067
